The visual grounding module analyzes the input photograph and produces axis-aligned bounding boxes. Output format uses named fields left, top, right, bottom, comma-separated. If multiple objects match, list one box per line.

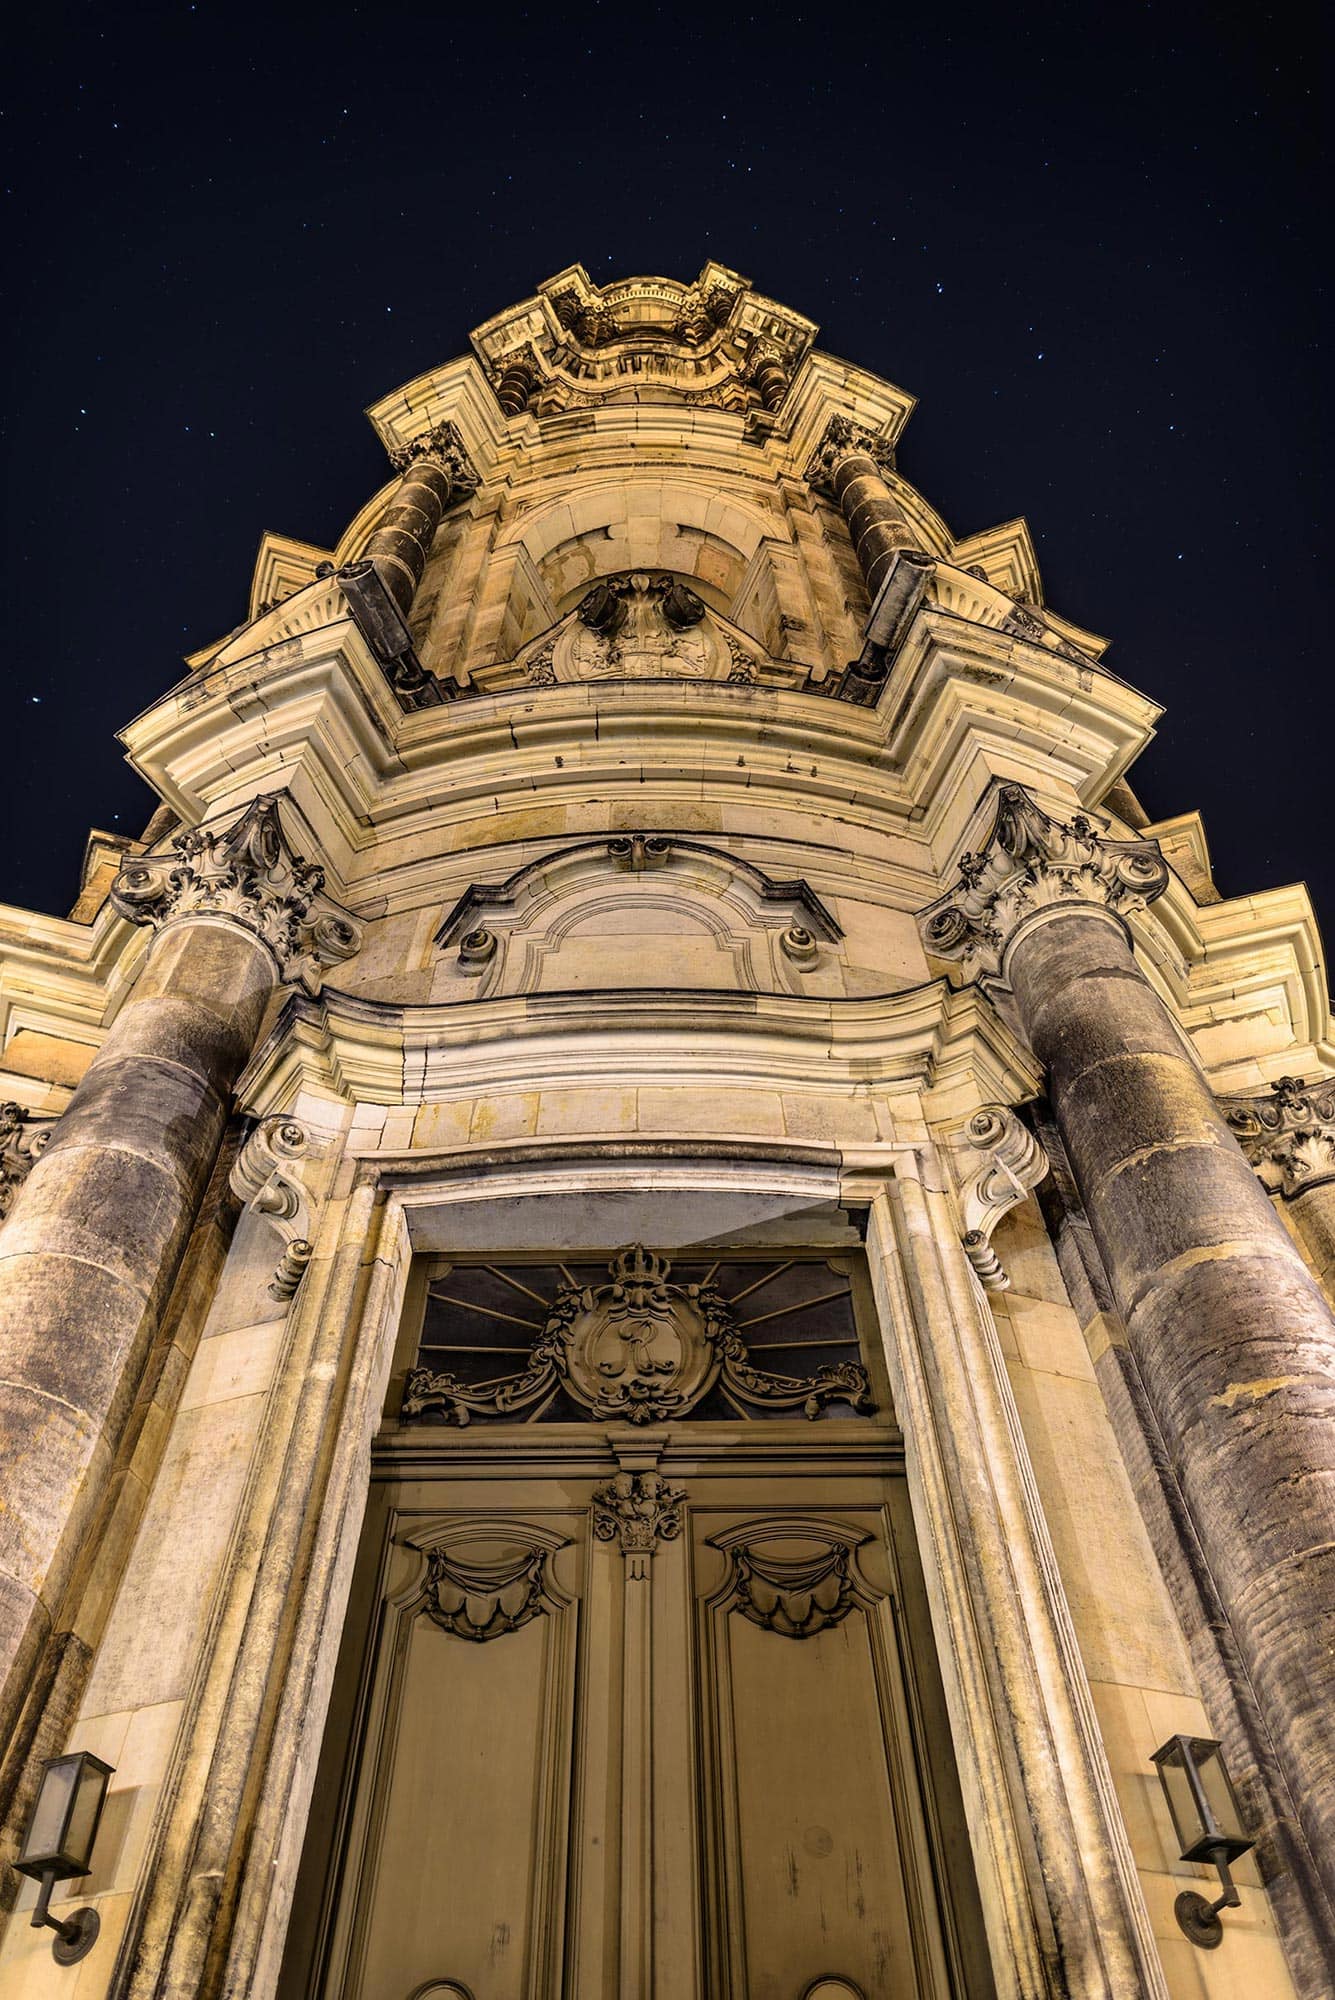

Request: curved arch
left=436, top=835, right=842, bottom=948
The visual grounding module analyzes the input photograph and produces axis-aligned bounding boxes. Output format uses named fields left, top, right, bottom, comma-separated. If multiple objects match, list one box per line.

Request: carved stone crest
left=403, top=1244, right=872, bottom=1427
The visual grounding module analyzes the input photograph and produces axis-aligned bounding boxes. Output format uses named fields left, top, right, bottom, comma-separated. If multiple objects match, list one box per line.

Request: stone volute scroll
left=110, top=793, right=361, bottom=994
left=0, top=1102, right=57, bottom=1220
left=956, top=1104, right=1049, bottom=1291
left=228, top=1114, right=316, bottom=1300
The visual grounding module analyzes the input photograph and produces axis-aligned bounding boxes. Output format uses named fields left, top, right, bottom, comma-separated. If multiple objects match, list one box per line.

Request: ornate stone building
left=0, top=263, right=1331, bottom=1998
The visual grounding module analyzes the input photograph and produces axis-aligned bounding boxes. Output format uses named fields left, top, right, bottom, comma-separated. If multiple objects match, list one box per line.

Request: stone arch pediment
left=434, top=835, right=842, bottom=998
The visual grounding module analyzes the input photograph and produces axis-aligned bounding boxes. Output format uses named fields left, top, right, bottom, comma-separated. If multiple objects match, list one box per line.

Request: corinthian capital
left=1219, top=1075, right=1335, bottom=1198
left=386, top=420, right=480, bottom=491
left=110, top=796, right=361, bottom=993
left=918, top=783, right=1169, bottom=993
left=803, top=414, right=896, bottom=494
left=0, top=1102, right=56, bottom=1219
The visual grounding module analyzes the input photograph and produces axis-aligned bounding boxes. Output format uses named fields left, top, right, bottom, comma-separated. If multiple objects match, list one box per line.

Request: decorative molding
left=469, top=262, right=815, bottom=420
left=957, top=1103, right=1049, bottom=1291
left=711, top=1520, right=871, bottom=1640
left=918, top=782, right=1170, bottom=996
left=592, top=1470, right=685, bottom=1579
left=402, top=1244, right=872, bottom=1427
left=228, top=1113, right=315, bottom=1299
left=0, top=1101, right=56, bottom=1219
left=422, top=1540, right=551, bottom=1643
left=803, top=414, right=897, bottom=495
left=110, top=795, right=362, bottom=994
left=385, top=419, right=480, bottom=493
left=1219, top=1074, right=1335, bottom=1198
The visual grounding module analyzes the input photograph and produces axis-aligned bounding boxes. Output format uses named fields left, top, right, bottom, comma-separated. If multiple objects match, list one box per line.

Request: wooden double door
left=283, top=1433, right=992, bottom=2000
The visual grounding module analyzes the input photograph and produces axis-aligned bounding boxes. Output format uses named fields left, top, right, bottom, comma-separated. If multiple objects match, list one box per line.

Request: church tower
left=0, top=265, right=1331, bottom=1997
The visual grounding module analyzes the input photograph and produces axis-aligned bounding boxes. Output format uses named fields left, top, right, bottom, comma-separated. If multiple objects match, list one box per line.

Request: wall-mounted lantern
left=1150, top=1734, right=1254, bottom=1948
left=13, top=1751, right=113, bottom=1964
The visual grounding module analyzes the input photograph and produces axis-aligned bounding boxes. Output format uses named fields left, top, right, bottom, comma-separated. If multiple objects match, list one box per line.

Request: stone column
left=920, top=782, right=1335, bottom=1905
left=363, top=421, right=478, bottom=618
left=805, top=413, right=917, bottom=601
left=0, top=796, right=358, bottom=1755
left=1221, top=1074, right=1335, bottom=1299
left=494, top=357, right=539, bottom=417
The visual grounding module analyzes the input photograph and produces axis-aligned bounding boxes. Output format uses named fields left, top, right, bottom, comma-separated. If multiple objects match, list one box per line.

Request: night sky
left=2, top=5, right=1326, bottom=942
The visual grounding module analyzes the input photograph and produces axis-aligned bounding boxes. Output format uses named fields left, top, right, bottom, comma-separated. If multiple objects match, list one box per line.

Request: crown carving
left=918, top=783, right=1170, bottom=994
left=803, top=414, right=897, bottom=495
left=110, top=795, right=361, bottom=993
left=386, top=420, right=480, bottom=491
left=1219, top=1075, right=1335, bottom=1199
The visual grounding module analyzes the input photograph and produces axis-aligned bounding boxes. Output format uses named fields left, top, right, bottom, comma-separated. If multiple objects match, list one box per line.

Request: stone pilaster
left=0, top=797, right=358, bottom=1755
left=920, top=781, right=1335, bottom=1907
left=1221, top=1074, right=1335, bottom=1297
left=365, top=421, right=479, bottom=617
left=805, top=414, right=916, bottom=600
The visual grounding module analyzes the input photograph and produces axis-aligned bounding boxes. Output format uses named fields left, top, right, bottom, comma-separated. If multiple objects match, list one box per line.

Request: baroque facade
left=0, top=262, right=1332, bottom=1998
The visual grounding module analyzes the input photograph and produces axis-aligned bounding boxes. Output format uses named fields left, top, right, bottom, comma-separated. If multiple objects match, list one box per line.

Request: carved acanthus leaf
left=229, top=1114, right=315, bottom=1299
left=386, top=420, right=480, bottom=492
left=593, top=1471, right=685, bottom=1578
left=917, top=783, right=1170, bottom=995
left=110, top=796, right=361, bottom=994
left=1219, top=1075, right=1335, bottom=1198
left=803, top=414, right=897, bottom=495
left=0, top=1102, right=57, bottom=1220
left=958, top=1104, right=1049, bottom=1291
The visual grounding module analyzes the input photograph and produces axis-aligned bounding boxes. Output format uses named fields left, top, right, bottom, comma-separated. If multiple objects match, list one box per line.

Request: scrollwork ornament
left=402, top=1243, right=873, bottom=1427
left=917, top=782, right=1170, bottom=995
left=110, top=795, right=361, bottom=994
left=1220, top=1074, right=1335, bottom=1198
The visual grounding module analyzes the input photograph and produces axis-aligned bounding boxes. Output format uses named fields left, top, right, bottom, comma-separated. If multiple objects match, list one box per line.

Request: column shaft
left=363, top=456, right=456, bottom=617
left=1008, top=907, right=1335, bottom=1898
left=829, top=448, right=914, bottom=598
left=0, top=919, right=273, bottom=1746
left=1291, top=1181, right=1335, bottom=1297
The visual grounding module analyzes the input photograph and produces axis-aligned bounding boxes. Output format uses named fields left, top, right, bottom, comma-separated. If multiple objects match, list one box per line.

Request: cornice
left=232, top=975, right=1037, bottom=1119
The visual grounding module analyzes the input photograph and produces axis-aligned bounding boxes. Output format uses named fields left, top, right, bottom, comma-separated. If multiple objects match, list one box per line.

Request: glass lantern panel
left=16, top=1756, right=79, bottom=1869
left=1193, top=1738, right=1246, bottom=1845
left=66, top=1756, right=110, bottom=1871
left=1153, top=1742, right=1201, bottom=1854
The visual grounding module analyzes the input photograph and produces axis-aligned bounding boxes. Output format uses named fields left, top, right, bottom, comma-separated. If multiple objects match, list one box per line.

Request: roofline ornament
left=918, top=782, right=1170, bottom=997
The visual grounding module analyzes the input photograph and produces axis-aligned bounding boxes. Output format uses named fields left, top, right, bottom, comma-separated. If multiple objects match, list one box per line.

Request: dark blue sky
left=2, top=3, right=1326, bottom=936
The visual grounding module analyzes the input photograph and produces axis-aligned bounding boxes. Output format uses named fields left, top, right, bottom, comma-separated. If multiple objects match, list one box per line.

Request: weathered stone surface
left=0, top=917, right=274, bottom=1750
left=1007, top=902, right=1335, bottom=1907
